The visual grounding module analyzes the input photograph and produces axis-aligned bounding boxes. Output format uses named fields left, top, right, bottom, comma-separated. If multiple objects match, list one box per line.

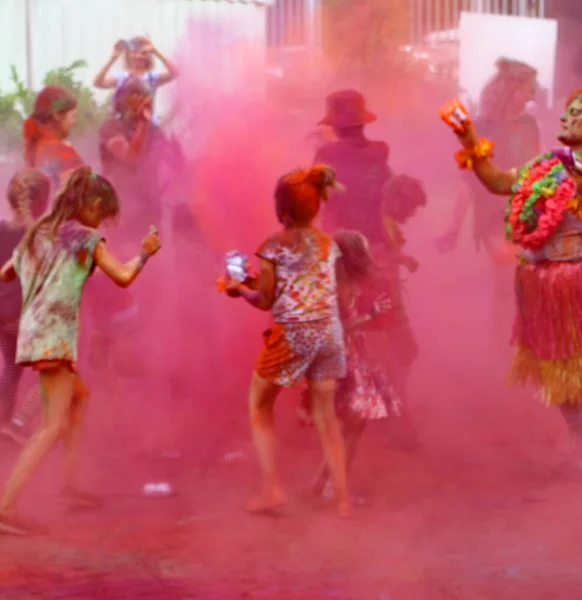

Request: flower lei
left=505, top=153, right=576, bottom=250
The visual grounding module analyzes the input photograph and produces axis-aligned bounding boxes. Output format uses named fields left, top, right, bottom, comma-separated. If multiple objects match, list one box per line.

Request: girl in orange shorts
left=223, top=165, right=350, bottom=517
left=0, top=166, right=161, bottom=535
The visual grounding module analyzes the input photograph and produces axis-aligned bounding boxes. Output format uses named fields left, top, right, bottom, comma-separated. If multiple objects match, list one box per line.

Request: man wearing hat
left=314, top=89, right=392, bottom=244
left=314, top=90, right=423, bottom=450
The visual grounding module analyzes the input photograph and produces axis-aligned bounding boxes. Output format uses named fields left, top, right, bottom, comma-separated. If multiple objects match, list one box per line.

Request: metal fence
left=266, top=0, right=320, bottom=49
left=410, top=0, right=547, bottom=45
left=1, top=0, right=272, bottom=110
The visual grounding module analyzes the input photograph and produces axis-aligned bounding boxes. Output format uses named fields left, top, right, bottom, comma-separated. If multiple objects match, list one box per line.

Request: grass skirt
left=510, top=260, right=582, bottom=405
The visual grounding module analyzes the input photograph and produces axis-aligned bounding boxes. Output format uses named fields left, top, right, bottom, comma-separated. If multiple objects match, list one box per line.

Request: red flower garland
left=506, top=157, right=575, bottom=250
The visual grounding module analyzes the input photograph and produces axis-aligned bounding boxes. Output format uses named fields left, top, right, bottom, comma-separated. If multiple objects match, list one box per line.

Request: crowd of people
left=1, top=38, right=582, bottom=535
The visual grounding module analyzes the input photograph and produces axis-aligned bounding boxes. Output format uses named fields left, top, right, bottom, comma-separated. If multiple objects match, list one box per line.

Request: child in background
left=370, top=175, right=426, bottom=445
left=0, top=171, right=50, bottom=432
left=222, top=165, right=350, bottom=517
left=23, top=86, right=84, bottom=191
left=301, top=230, right=398, bottom=501
left=0, top=166, right=161, bottom=535
left=93, top=36, right=179, bottom=115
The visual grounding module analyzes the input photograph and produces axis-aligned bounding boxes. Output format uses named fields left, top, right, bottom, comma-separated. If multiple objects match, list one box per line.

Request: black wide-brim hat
left=318, top=89, right=377, bottom=128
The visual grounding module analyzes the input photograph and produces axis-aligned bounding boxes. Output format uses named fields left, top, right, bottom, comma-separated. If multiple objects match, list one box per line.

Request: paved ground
left=2, top=175, right=582, bottom=599
left=1, top=422, right=582, bottom=600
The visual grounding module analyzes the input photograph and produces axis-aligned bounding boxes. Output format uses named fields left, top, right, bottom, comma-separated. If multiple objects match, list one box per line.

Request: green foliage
left=43, top=60, right=111, bottom=135
left=0, top=60, right=110, bottom=152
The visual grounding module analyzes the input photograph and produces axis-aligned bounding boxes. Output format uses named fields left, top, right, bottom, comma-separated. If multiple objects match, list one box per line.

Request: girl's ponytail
left=305, top=164, right=343, bottom=202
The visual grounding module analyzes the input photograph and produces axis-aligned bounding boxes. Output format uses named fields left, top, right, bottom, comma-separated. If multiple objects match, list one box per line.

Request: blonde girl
left=0, top=166, right=161, bottom=535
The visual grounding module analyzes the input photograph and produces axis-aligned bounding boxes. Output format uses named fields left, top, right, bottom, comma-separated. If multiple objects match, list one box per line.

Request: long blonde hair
left=21, top=166, right=120, bottom=256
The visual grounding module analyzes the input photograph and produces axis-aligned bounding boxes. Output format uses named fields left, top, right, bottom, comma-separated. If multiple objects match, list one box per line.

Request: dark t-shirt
left=0, top=222, right=25, bottom=325
left=99, top=117, right=165, bottom=180
left=467, top=114, right=540, bottom=248
left=314, top=138, right=392, bottom=243
left=98, top=118, right=163, bottom=232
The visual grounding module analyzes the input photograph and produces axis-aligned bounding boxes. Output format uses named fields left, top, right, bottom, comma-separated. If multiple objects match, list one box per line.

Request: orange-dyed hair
left=566, top=86, right=582, bottom=108
left=274, top=164, right=339, bottom=227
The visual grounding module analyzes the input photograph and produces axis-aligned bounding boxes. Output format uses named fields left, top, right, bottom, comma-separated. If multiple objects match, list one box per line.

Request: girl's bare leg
left=63, top=376, right=90, bottom=490
left=0, top=367, right=75, bottom=515
left=247, top=372, right=285, bottom=512
left=309, top=378, right=349, bottom=516
left=311, top=417, right=366, bottom=495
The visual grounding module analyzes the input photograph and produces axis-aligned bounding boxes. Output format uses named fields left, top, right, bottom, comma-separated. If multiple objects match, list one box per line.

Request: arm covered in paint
left=344, top=294, right=392, bottom=330
left=101, top=117, right=149, bottom=165
left=0, top=259, right=16, bottom=283
left=456, top=122, right=518, bottom=195
left=230, top=258, right=275, bottom=311
left=93, top=230, right=161, bottom=288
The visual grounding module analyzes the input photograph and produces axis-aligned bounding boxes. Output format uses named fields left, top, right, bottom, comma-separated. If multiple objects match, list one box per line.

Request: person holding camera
left=93, top=36, right=179, bottom=115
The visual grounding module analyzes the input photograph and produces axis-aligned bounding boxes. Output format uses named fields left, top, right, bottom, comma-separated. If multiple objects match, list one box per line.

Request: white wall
left=459, top=12, right=558, bottom=110
left=0, top=0, right=272, bottom=114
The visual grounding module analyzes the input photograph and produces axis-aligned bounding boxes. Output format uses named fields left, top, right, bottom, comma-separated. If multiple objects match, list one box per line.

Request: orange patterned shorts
left=31, top=360, right=77, bottom=373
left=255, top=319, right=346, bottom=388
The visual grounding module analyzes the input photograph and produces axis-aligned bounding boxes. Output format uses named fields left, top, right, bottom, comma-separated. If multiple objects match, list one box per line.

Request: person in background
left=314, top=89, right=392, bottom=245
left=98, top=76, right=162, bottom=235
left=372, top=174, right=426, bottom=443
left=93, top=36, right=179, bottom=116
left=314, top=91, right=423, bottom=448
left=0, top=171, right=49, bottom=436
left=23, top=86, right=84, bottom=191
left=301, top=230, right=396, bottom=503
left=4, top=88, right=86, bottom=447
left=435, top=58, right=540, bottom=339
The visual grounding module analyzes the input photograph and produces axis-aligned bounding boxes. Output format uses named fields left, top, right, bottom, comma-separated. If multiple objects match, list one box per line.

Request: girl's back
left=14, top=221, right=103, bottom=364
left=257, top=228, right=340, bottom=323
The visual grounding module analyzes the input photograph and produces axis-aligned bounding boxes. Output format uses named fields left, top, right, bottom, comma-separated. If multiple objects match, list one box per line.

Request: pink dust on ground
left=0, top=20, right=581, bottom=600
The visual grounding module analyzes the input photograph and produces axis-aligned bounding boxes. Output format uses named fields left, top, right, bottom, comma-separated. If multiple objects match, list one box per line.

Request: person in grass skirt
left=448, top=85, right=582, bottom=456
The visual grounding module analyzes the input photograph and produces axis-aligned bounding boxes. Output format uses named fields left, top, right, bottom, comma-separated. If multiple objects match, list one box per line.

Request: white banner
left=459, top=12, right=558, bottom=111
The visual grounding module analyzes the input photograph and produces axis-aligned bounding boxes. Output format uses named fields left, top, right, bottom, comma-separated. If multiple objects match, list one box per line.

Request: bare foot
left=246, top=488, right=286, bottom=514
left=337, top=500, right=352, bottom=519
left=0, top=512, right=49, bottom=536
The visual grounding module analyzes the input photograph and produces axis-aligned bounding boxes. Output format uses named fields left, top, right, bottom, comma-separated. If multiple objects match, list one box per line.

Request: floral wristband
left=455, top=138, right=495, bottom=170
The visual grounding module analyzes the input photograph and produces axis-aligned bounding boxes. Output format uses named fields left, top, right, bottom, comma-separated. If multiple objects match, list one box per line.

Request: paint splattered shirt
left=13, top=221, right=103, bottom=365
left=256, top=228, right=341, bottom=324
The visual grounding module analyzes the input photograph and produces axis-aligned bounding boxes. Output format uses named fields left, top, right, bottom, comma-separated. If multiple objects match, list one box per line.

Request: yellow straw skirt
left=510, top=260, right=582, bottom=406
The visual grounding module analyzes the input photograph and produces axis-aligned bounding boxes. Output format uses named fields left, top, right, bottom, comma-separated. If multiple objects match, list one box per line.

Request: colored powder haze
left=0, top=10, right=581, bottom=599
